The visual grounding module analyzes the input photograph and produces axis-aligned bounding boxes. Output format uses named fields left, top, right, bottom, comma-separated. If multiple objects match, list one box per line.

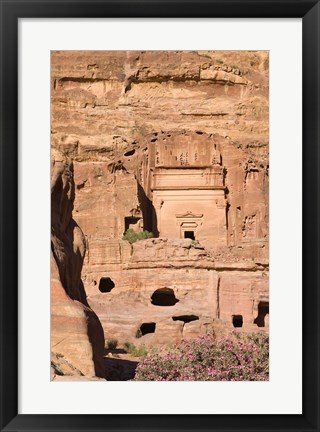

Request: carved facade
left=51, top=51, right=269, bottom=350
left=138, top=133, right=227, bottom=245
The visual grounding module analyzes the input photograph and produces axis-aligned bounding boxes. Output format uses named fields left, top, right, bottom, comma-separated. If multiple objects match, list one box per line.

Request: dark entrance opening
left=99, top=277, right=115, bottom=293
left=254, top=301, right=269, bottom=327
left=151, top=288, right=179, bottom=306
left=124, top=149, right=136, bottom=157
left=137, top=182, right=159, bottom=236
left=232, top=315, right=243, bottom=328
left=124, top=216, right=141, bottom=232
left=172, top=315, right=199, bottom=323
left=184, top=231, right=195, bottom=240
left=136, top=322, right=156, bottom=338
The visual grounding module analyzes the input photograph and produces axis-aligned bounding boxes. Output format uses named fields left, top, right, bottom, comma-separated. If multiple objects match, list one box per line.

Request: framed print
left=0, top=1, right=319, bottom=431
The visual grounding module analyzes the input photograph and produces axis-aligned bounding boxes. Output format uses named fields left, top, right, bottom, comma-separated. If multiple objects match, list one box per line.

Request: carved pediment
left=175, top=211, right=203, bottom=219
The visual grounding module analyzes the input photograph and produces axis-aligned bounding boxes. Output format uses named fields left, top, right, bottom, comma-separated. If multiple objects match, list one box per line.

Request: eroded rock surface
left=86, top=238, right=268, bottom=346
left=51, top=149, right=105, bottom=378
left=51, top=51, right=269, bottom=348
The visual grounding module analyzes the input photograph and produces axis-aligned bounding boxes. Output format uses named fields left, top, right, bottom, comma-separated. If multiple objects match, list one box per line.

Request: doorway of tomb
left=184, top=231, right=195, bottom=240
left=176, top=212, right=203, bottom=241
left=179, top=221, right=199, bottom=240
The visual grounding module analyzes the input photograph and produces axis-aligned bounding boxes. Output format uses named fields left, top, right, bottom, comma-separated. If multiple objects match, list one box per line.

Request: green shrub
left=123, top=341, right=148, bottom=358
left=134, top=345, right=148, bottom=358
left=123, top=341, right=134, bottom=352
left=106, top=338, right=118, bottom=350
left=122, top=228, right=154, bottom=244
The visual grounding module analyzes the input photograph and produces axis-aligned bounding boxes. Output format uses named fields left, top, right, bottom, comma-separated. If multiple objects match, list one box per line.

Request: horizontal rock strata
left=51, top=51, right=269, bottom=348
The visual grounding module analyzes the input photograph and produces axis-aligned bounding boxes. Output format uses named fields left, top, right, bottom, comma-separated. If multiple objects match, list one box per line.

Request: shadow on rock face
left=104, top=357, right=139, bottom=381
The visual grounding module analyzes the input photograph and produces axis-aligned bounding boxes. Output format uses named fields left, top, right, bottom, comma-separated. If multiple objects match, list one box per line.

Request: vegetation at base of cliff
left=123, top=342, right=148, bottom=358
left=106, top=338, right=118, bottom=350
left=122, top=228, right=154, bottom=244
left=134, top=332, right=268, bottom=381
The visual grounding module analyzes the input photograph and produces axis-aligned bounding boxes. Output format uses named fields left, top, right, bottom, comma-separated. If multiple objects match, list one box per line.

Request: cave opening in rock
left=172, top=315, right=199, bottom=323
left=232, top=315, right=243, bottom=328
left=124, top=149, right=136, bottom=157
left=99, top=277, right=115, bottom=293
left=254, top=301, right=269, bottom=327
left=151, top=288, right=179, bottom=306
left=136, top=322, right=156, bottom=338
left=184, top=231, right=195, bottom=240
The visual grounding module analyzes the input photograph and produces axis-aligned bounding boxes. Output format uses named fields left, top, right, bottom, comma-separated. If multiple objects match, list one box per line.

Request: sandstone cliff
left=51, top=51, right=269, bottom=348
left=51, top=148, right=105, bottom=378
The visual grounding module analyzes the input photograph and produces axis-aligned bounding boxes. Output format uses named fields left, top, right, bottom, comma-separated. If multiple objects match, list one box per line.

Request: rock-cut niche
left=254, top=301, right=269, bottom=327
left=136, top=322, right=156, bottom=338
left=172, top=315, right=199, bottom=323
left=151, top=288, right=179, bottom=306
left=99, top=277, right=115, bottom=293
left=232, top=315, right=243, bottom=328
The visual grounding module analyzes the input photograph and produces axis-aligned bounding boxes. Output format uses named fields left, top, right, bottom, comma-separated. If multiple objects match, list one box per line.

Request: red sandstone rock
left=51, top=51, right=269, bottom=349
left=51, top=149, right=105, bottom=378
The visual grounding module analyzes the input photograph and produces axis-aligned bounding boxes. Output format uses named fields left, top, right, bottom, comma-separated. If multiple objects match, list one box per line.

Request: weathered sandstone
left=51, top=149, right=105, bottom=378
left=85, top=238, right=268, bottom=346
left=51, top=51, right=269, bottom=348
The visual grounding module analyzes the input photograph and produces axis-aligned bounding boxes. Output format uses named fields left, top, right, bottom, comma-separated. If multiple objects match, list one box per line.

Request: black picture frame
left=1, top=1, right=319, bottom=431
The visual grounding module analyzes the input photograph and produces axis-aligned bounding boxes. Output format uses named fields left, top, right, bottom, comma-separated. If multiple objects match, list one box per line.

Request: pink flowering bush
left=134, top=332, right=268, bottom=381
